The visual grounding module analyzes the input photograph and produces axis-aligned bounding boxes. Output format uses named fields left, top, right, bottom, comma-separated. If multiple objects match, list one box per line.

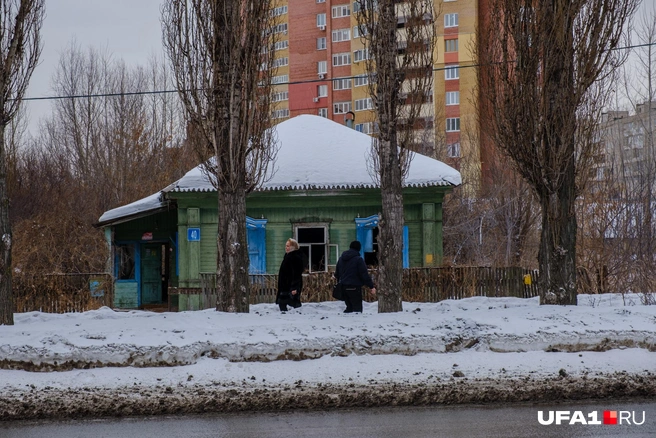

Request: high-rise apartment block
left=270, top=0, right=484, bottom=185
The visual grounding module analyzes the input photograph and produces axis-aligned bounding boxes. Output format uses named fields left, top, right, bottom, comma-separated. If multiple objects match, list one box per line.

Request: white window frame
left=353, top=24, right=367, bottom=38
left=317, top=13, right=326, bottom=27
left=317, top=37, right=327, bottom=50
left=332, top=28, right=351, bottom=42
left=446, top=91, right=459, bottom=105
left=445, top=39, right=459, bottom=53
left=318, top=61, right=328, bottom=75
left=354, top=74, right=369, bottom=87
left=332, top=52, right=351, bottom=66
left=318, top=108, right=328, bottom=118
left=272, top=108, right=290, bottom=119
left=444, top=13, right=458, bottom=28
left=447, top=143, right=461, bottom=157
left=272, top=75, right=289, bottom=84
left=445, top=65, right=459, bottom=80
left=355, top=98, right=373, bottom=111
left=332, top=77, right=352, bottom=90
left=333, top=101, right=352, bottom=114
left=332, top=5, right=350, bottom=18
left=355, top=122, right=373, bottom=134
left=446, top=117, right=460, bottom=132
left=317, top=85, right=328, bottom=97
left=354, top=48, right=370, bottom=62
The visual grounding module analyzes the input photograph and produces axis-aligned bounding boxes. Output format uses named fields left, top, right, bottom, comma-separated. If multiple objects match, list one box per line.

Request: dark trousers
left=343, top=286, right=363, bottom=313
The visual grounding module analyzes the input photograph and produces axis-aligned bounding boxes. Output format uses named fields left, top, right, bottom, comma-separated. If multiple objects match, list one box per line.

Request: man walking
left=334, top=241, right=376, bottom=313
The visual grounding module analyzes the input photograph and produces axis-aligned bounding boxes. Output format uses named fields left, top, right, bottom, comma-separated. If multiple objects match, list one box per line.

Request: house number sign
left=187, top=228, right=201, bottom=241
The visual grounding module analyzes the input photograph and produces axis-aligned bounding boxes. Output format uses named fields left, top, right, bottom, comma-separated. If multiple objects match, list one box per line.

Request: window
left=272, top=108, right=290, bottom=119
left=355, top=98, right=373, bottom=111
left=332, top=5, right=350, bottom=18
left=447, top=143, right=461, bottom=157
left=355, top=122, right=373, bottom=134
left=354, top=48, right=370, bottom=62
left=353, top=0, right=376, bottom=13
left=317, top=85, right=328, bottom=97
left=332, top=28, right=351, bottom=42
left=272, top=75, right=289, bottom=84
left=444, top=13, right=458, bottom=27
left=116, top=244, right=136, bottom=280
left=334, top=101, right=352, bottom=114
left=317, top=0, right=325, bottom=3
left=271, top=57, right=289, bottom=68
left=275, top=40, right=289, bottom=51
left=272, top=91, right=289, bottom=102
left=317, top=13, right=326, bottom=27
left=445, top=65, right=459, bottom=80
left=353, top=24, right=367, bottom=38
left=354, top=74, right=369, bottom=87
left=318, top=60, right=327, bottom=74
left=333, top=52, right=351, bottom=66
left=272, top=23, right=288, bottom=34
left=295, top=225, right=329, bottom=273
left=445, top=39, right=458, bottom=52
left=272, top=5, right=287, bottom=17
left=318, top=108, right=328, bottom=118
left=317, top=37, right=327, bottom=50
left=446, top=117, right=460, bottom=132
left=446, top=91, right=459, bottom=105
left=333, top=77, right=352, bottom=90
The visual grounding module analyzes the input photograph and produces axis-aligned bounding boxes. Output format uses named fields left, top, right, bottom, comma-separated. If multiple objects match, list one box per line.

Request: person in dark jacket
left=334, top=240, right=376, bottom=313
left=276, top=238, right=304, bottom=312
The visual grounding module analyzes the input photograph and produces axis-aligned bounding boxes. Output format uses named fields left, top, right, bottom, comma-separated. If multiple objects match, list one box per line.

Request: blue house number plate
left=187, top=228, right=201, bottom=241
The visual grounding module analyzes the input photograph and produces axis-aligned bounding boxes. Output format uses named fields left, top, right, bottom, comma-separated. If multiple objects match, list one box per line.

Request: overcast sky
left=25, top=0, right=166, bottom=132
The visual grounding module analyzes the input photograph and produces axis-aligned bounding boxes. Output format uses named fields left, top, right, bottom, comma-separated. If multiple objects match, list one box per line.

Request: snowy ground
left=1, top=294, right=656, bottom=421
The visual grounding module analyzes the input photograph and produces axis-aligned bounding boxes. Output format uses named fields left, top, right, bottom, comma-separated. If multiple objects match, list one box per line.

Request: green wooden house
left=97, top=115, right=461, bottom=310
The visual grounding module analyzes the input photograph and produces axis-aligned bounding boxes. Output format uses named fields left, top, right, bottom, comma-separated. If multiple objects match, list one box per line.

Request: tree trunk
left=216, top=188, right=250, bottom=313
left=377, top=138, right=404, bottom=313
left=538, top=173, right=578, bottom=305
left=0, top=127, right=13, bottom=325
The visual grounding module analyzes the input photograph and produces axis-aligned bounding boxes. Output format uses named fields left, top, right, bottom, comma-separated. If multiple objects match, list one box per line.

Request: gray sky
left=25, top=0, right=165, bottom=132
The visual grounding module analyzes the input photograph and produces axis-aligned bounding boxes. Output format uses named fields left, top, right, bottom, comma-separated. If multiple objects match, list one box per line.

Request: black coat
left=276, top=249, right=304, bottom=303
left=334, top=249, right=374, bottom=288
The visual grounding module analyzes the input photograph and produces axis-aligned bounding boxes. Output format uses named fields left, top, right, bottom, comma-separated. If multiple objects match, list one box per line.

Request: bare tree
left=162, top=0, right=278, bottom=313
left=356, top=0, right=436, bottom=313
left=0, top=0, right=44, bottom=325
left=477, top=0, right=639, bottom=305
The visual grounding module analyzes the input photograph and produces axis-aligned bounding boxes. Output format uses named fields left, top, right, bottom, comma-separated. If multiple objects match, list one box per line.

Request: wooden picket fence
left=13, top=273, right=113, bottom=313
left=199, top=266, right=540, bottom=306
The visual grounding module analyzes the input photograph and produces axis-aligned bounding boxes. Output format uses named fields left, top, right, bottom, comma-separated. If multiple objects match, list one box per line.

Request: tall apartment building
left=270, top=0, right=483, bottom=185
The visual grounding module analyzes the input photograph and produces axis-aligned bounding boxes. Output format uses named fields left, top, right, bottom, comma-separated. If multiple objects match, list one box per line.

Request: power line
left=20, top=41, right=656, bottom=103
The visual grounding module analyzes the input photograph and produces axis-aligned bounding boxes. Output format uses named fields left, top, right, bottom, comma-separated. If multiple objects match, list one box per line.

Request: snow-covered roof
left=98, top=115, right=461, bottom=225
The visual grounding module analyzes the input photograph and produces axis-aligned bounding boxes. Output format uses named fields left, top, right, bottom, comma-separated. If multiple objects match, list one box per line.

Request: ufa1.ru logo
left=538, top=410, right=646, bottom=425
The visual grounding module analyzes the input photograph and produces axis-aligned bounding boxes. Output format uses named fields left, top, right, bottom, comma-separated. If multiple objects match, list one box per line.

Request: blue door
left=246, top=217, right=267, bottom=274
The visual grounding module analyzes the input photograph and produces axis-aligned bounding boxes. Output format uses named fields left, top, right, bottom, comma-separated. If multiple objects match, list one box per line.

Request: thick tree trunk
left=538, top=172, right=578, bottom=305
left=377, top=138, right=404, bottom=313
left=0, top=129, right=13, bottom=325
left=216, top=188, right=250, bottom=313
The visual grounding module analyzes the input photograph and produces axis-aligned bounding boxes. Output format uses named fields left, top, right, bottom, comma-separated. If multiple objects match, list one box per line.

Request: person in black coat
left=276, top=238, right=304, bottom=312
left=334, top=240, right=376, bottom=313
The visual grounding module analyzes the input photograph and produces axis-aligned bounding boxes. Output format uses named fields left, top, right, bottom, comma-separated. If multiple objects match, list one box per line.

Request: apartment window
left=445, top=65, right=459, bottom=80
left=275, top=40, right=289, bottom=51
left=271, top=57, right=289, bottom=68
left=446, top=117, right=460, bottom=132
left=272, top=91, right=289, bottom=102
left=272, top=108, right=290, bottom=119
left=445, top=39, right=459, bottom=52
left=446, top=91, right=459, bottom=105
left=333, top=52, right=351, bottom=66
left=317, top=0, right=325, bottom=3
left=317, top=61, right=328, bottom=75
left=354, top=74, right=369, bottom=87
left=354, top=48, right=370, bottom=62
left=273, top=23, right=288, bottom=35
left=317, top=85, right=328, bottom=97
left=272, top=75, right=289, bottom=84
left=332, top=28, right=351, bottom=42
left=332, top=5, right=350, bottom=18
left=447, top=143, right=461, bottom=157
left=353, top=24, right=368, bottom=38
left=333, top=77, right=352, bottom=90
left=272, top=5, right=288, bottom=17
left=317, top=13, right=326, bottom=27
left=444, top=13, right=458, bottom=27
left=318, top=108, right=328, bottom=118
left=317, top=37, right=327, bottom=50
left=333, top=101, right=352, bottom=114
left=355, top=98, right=373, bottom=111
left=353, top=0, right=376, bottom=13
left=355, top=122, right=373, bottom=134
